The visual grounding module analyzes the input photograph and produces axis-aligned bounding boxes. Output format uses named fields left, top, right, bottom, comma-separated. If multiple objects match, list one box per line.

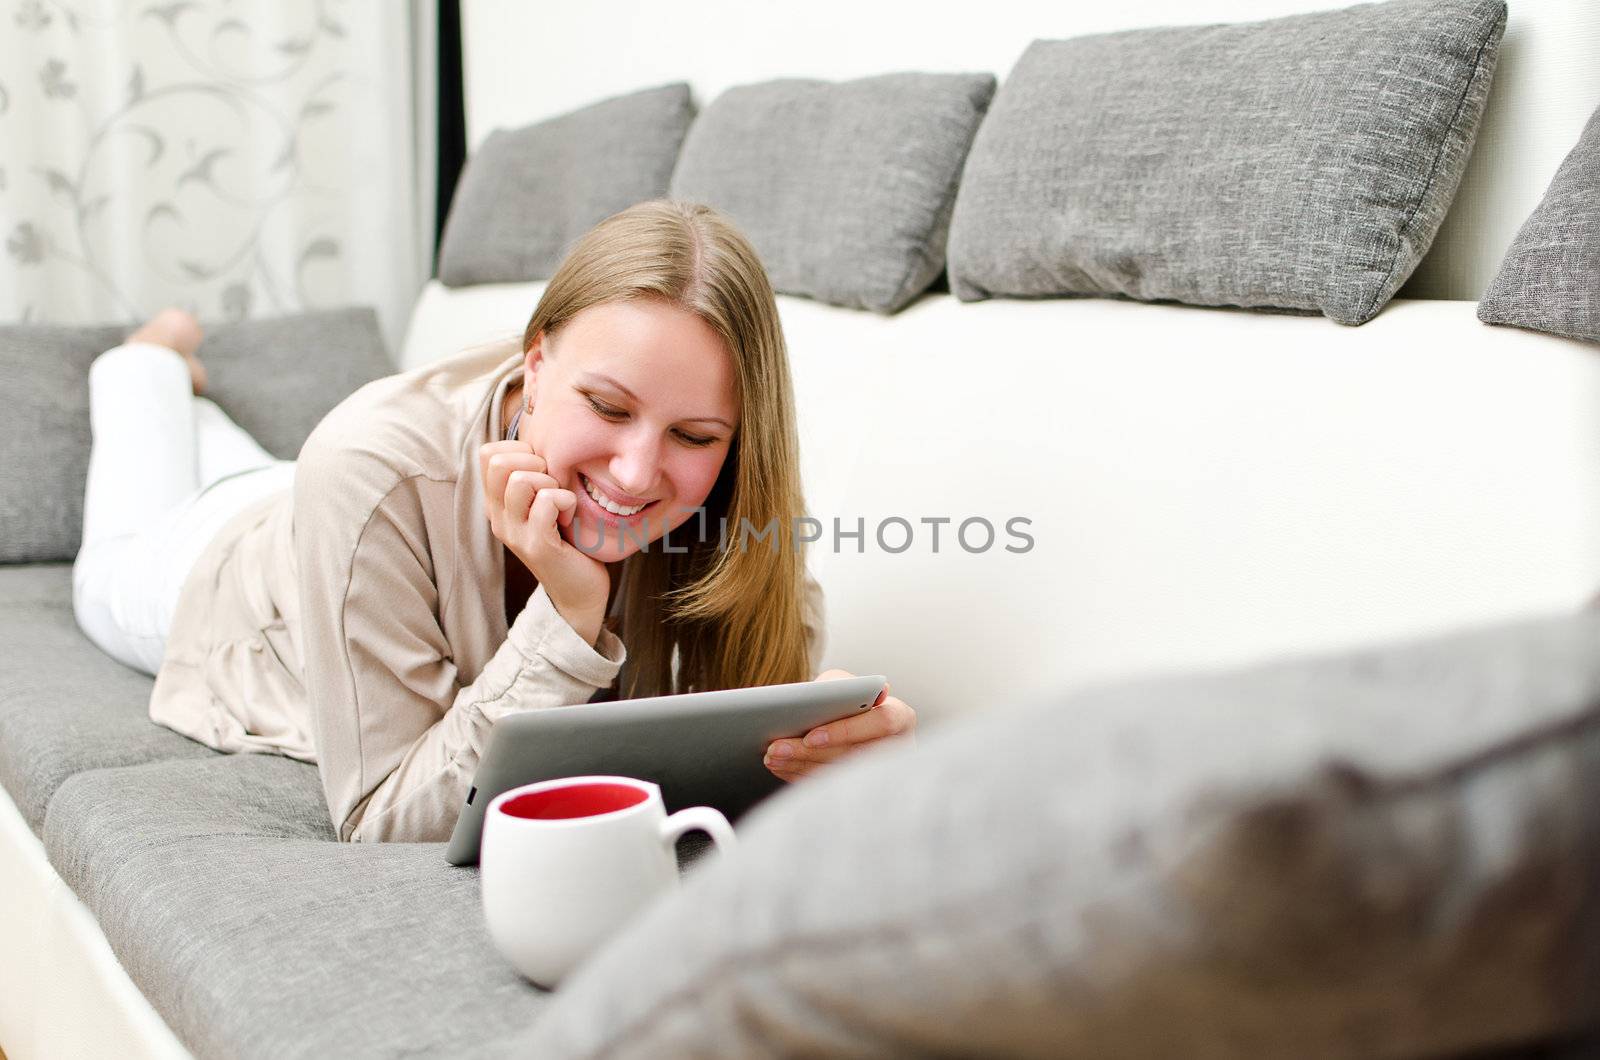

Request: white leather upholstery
left=402, top=282, right=1600, bottom=724
left=0, top=787, right=188, bottom=1060
left=460, top=0, right=1600, bottom=302
left=447, top=0, right=1600, bottom=722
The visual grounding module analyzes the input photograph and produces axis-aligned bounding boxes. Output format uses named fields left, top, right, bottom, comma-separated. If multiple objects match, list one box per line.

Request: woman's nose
left=610, top=431, right=662, bottom=497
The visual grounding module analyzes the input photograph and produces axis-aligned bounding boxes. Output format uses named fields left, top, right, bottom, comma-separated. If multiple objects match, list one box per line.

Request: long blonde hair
left=523, top=199, right=811, bottom=696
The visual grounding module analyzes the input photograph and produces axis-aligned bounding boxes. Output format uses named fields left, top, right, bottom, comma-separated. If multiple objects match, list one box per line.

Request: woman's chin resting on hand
left=763, top=669, right=917, bottom=782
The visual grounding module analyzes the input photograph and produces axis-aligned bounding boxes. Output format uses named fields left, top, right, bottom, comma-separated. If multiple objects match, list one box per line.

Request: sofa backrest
left=436, top=1, right=1600, bottom=724
left=427, top=2, right=1600, bottom=725
left=400, top=279, right=1600, bottom=726
left=459, top=0, right=1600, bottom=303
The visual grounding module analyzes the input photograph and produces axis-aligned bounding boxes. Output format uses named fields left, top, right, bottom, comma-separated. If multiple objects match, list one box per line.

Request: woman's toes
left=128, top=307, right=204, bottom=359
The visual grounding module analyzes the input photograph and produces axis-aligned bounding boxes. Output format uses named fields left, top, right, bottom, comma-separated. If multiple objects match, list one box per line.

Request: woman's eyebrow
left=578, top=372, right=734, bottom=429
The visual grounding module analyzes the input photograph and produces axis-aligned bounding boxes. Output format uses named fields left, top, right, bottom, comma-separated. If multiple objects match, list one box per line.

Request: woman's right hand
left=478, top=441, right=610, bottom=644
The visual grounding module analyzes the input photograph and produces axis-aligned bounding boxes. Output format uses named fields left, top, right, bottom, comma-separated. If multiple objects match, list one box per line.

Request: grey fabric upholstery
left=1, top=323, right=122, bottom=565
left=946, top=0, right=1507, bottom=325
left=0, top=308, right=392, bottom=563
left=11, top=555, right=1600, bottom=1056
left=2, top=568, right=723, bottom=1058
left=515, top=607, right=1600, bottom=1058
left=42, top=754, right=560, bottom=1059
left=437, top=83, right=694, bottom=286
left=1479, top=102, right=1600, bottom=343
left=669, top=72, right=996, bottom=314
left=191, top=307, right=394, bottom=460
left=0, top=565, right=212, bottom=834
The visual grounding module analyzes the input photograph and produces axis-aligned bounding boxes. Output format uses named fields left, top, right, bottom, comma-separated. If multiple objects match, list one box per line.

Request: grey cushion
left=195, top=308, right=394, bottom=459
left=1479, top=102, right=1600, bottom=343
left=437, top=83, right=694, bottom=286
left=0, top=307, right=392, bottom=563
left=669, top=72, right=996, bottom=314
left=515, top=607, right=1600, bottom=1057
left=42, top=752, right=715, bottom=1059
left=0, top=564, right=212, bottom=834
left=42, top=755, right=544, bottom=1059
left=946, top=0, right=1507, bottom=325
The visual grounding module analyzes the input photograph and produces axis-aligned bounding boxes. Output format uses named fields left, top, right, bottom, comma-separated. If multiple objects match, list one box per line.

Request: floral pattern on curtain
left=0, top=0, right=429, bottom=349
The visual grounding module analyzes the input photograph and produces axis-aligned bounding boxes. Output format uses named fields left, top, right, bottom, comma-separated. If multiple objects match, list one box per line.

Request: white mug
left=480, top=775, right=736, bottom=987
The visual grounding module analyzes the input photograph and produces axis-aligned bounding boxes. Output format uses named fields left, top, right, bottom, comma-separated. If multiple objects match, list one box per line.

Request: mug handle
left=658, top=805, right=737, bottom=857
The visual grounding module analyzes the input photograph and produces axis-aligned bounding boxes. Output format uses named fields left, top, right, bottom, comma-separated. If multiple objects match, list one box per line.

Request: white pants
left=72, top=342, right=297, bottom=676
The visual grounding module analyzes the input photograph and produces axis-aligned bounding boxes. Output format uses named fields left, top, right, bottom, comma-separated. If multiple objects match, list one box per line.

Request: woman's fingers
left=503, top=470, right=563, bottom=528
left=479, top=443, right=545, bottom=519
left=488, top=452, right=548, bottom=510
left=764, top=760, right=808, bottom=783
left=505, top=480, right=608, bottom=628
left=527, top=482, right=578, bottom=537
left=478, top=440, right=535, bottom=488
left=766, top=679, right=915, bottom=779
left=506, top=474, right=580, bottom=571
left=764, top=741, right=853, bottom=771
left=765, top=695, right=916, bottom=766
left=769, top=676, right=909, bottom=774
left=761, top=710, right=915, bottom=778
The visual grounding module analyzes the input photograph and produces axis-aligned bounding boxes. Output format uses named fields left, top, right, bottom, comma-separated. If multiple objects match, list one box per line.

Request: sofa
left=5, top=0, right=1600, bottom=1056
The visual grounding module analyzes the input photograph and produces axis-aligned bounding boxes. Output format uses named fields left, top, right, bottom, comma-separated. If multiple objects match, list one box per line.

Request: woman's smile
left=576, top=472, right=660, bottom=523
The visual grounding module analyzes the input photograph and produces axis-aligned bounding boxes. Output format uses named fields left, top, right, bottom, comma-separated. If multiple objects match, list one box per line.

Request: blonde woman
left=73, top=199, right=917, bottom=843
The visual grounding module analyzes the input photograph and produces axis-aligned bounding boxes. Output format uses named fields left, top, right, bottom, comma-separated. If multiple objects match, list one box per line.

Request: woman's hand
left=763, top=669, right=917, bottom=782
left=478, top=440, right=610, bottom=644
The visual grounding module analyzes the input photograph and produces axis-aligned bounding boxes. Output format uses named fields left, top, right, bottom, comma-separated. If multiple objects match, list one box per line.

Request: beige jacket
left=150, top=338, right=825, bottom=843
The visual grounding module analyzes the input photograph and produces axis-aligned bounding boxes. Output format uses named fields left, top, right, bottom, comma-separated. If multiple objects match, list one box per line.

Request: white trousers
left=72, top=342, right=297, bottom=676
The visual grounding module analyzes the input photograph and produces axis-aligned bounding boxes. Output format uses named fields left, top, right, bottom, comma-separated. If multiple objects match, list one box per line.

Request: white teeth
left=582, top=475, right=647, bottom=516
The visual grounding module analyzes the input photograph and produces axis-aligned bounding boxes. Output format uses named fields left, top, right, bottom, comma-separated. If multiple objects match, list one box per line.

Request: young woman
left=72, top=199, right=916, bottom=843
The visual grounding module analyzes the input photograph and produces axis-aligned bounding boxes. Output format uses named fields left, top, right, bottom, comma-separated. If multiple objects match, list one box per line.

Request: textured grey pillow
left=437, top=83, right=694, bottom=286
left=0, top=307, right=391, bottom=564
left=669, top=72, right=996, bottom=314
left=1479, top=103, right=1600, bottom=343
left=947, top=0, right=1507, bottom=325
left=515, top=608, right=1600, bottom=1057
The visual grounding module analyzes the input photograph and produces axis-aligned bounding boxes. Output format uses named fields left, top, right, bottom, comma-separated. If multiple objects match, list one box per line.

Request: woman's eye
left=586, top=394, right=715, bottom=447
left=586, top=396, right=626, bottom=419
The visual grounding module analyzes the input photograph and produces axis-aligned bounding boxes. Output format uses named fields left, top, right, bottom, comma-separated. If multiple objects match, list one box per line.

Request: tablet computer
left=444, top=673, right=887, bottom=865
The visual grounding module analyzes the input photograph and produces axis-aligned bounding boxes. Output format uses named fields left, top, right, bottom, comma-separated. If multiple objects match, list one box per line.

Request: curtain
left=0, top=0, right=437, bottom=352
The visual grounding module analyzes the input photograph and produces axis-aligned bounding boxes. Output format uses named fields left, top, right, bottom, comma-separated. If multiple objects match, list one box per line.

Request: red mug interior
left=499, top=783, right=648, bottom=821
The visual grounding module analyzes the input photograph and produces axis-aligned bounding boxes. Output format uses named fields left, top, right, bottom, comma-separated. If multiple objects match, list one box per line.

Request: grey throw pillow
left=669, top=72, right=997, bottom=314
left=515, top=608, right=1600, bottom=1057
left=1478, top=102, right=1600, bottom=343
left=437, top=83, right=695, bottom=286
left=947, top=0, right=1507, bottom=326
left=0, top=307, right=391, bottom=564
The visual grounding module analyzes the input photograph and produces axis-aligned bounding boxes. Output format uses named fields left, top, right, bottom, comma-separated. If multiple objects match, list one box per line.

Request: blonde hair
left=522, top=199, right=811, bottom=696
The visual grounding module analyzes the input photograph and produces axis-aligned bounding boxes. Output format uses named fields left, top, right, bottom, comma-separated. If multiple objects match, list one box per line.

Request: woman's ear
left=524, top=330, right=548, bottom=405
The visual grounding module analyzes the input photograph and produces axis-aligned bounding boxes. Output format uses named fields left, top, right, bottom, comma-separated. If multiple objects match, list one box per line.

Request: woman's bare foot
left=128, top=308, right=206, bottom=394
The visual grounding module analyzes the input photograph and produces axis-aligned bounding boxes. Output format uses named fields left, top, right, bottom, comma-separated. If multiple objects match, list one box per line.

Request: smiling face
left=515, top=297, right=740, bottom=564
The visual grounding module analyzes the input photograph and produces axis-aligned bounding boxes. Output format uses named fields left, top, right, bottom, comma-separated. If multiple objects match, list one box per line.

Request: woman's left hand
left=763, top=669, right=917, bottom=782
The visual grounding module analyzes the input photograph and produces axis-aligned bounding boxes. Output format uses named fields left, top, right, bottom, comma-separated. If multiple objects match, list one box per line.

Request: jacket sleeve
left=296, top=476, right=625, bottom=844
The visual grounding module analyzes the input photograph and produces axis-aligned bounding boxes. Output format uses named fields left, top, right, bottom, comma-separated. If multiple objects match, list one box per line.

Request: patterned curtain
left=0, top=0, right=435, bottom=350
